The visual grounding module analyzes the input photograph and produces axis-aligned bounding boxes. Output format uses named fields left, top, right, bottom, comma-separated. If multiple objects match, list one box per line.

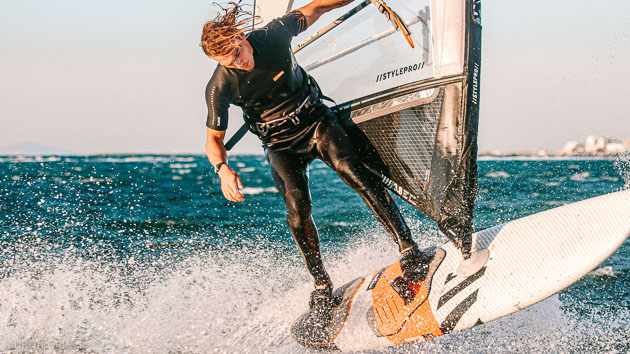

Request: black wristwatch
left=214, top=161, right=228, bottom=174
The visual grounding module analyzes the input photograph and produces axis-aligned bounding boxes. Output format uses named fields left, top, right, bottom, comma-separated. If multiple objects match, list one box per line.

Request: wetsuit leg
left=313, top=112, right=417, bottom=253
left=265, top=147, right=331, bottom=288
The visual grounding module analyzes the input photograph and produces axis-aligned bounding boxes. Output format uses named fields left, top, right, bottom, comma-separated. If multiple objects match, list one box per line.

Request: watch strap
left=214, top=161, right=228, bottom=174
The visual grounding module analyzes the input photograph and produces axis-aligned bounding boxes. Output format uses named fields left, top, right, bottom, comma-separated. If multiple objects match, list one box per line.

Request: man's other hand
left=218, top=167, right=245, bottom=202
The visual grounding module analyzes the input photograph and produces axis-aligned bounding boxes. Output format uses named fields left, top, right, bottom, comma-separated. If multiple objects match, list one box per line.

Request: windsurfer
left=201, top=0, right=432, bottom=324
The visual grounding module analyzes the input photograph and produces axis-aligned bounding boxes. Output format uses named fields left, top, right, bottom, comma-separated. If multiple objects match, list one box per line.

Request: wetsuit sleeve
left=263, top=10, right=308, bottom=44
left=205, top=68, right=233, bottom=131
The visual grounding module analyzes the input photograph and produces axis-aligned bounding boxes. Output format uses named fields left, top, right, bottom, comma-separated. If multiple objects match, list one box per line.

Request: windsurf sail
left=291, top=0, right=482, bottom=254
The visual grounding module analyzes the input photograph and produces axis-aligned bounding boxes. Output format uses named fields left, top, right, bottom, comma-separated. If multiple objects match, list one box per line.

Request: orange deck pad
left=371, top=263, right=443, bottom=345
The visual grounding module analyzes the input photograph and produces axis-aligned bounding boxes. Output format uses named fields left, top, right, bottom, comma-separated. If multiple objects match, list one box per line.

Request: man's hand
left=218, top=166, right=245, bottom=202
left=206, top=127, right=245, bottom=202
left=299, top=0, right=355, bottom=27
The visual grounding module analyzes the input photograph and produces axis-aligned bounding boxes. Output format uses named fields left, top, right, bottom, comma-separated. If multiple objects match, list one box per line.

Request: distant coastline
left=480, top=135, right=630, bottom=157
left=2, top=136, right=629, bottom=157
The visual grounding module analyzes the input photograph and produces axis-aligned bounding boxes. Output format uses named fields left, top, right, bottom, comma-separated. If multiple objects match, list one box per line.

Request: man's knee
left=285, top=189, right=312, bottom=228
left=334, top=156, right=370, bottom=191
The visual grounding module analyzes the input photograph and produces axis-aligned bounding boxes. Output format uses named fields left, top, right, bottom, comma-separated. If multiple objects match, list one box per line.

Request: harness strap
left=224, top=120, right=250, bottom=151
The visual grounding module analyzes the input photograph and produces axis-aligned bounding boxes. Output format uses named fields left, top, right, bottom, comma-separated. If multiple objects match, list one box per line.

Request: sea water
left=0, top=154, right=628, bottom=353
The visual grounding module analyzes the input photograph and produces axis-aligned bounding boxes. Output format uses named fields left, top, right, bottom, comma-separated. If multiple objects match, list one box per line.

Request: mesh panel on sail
left=348, top=89, right=444, bottom=210
left=341, top=78, right=477, bottom=256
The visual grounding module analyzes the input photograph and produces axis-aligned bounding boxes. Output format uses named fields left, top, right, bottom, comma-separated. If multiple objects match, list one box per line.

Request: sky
left=1, top=0, right=629, bottom=155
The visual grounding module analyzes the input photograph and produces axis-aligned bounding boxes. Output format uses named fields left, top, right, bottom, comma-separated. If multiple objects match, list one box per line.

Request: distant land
left=2, top=136, right=628, bottom=157
left=482, top=136, right=630, bottom=156
left=0, top=142, right=75, bottom=156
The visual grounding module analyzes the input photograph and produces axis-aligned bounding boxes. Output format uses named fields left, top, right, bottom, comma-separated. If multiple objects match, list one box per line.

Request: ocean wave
left=1, top=231, right=627, bottom=353
left=0, top=245, right=309, bottom=352
left=89, top=156, right=188, bottom=164
left=543, top=200, right=567, bottom=206
left=169, top=163, right=197, bottom=169
left=587, top=266, right=617, bottom=277
left=79, top=177, right=113, bottom=183
left=0, top=156, right=62, bottom=163
left=330, top=221, right=352, bottom=227
left=570, top=172, right=591, bottom=181
left=0, top=229, right=421, bottom=352
left=240, top=187, right=278, bottom=195
left=485, top=171, right=510, bottom=178
left=478, top=155, right=619, bottom=162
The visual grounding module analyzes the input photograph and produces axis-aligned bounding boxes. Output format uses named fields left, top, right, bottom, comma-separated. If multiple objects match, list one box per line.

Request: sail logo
left=375, top=61, right=425, bottom=83
left=471, top=62, right=480, bottom=105
left=381, top=175, right=416, bottom=204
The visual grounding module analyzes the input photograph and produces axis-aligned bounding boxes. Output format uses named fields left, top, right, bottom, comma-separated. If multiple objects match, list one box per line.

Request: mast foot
left=455, top=249, right=490, bottom=277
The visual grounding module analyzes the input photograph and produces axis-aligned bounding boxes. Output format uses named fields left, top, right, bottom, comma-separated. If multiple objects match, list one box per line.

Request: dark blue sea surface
left=0, top=154, right=628, bottom=352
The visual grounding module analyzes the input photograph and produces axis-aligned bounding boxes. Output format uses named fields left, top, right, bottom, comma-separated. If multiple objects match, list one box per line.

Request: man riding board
left=201, top=0, right=433, bottom=323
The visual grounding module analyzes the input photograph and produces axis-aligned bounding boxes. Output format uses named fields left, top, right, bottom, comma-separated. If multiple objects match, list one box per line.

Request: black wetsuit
left=206, top=11, right=418, bottom=287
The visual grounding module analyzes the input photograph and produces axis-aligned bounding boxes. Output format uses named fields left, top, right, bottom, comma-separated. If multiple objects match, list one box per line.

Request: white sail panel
left=253, top=0, right=294, bottom=26
left=292, top=0, right=434, bottom=105
left=430, top=0, right=466, bottom=78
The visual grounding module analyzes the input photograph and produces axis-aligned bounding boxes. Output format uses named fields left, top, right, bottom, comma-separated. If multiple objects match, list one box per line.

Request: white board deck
left=292, top=190, right=630, bottom=351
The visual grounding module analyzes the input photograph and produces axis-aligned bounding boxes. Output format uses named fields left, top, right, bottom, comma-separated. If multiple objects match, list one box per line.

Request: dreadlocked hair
left=201, top=1, right=260, bottom=57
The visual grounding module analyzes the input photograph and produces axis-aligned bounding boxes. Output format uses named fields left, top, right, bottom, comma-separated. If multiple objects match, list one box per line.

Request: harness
left=224, top=75, right=336, bottom=150
left=255, top=93, right=315, bottom=136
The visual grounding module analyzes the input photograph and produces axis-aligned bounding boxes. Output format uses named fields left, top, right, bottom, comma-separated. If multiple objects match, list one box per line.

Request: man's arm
left=206, top=127, right=244, bottom=202
left=297, top=0, right=355, bottom=27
